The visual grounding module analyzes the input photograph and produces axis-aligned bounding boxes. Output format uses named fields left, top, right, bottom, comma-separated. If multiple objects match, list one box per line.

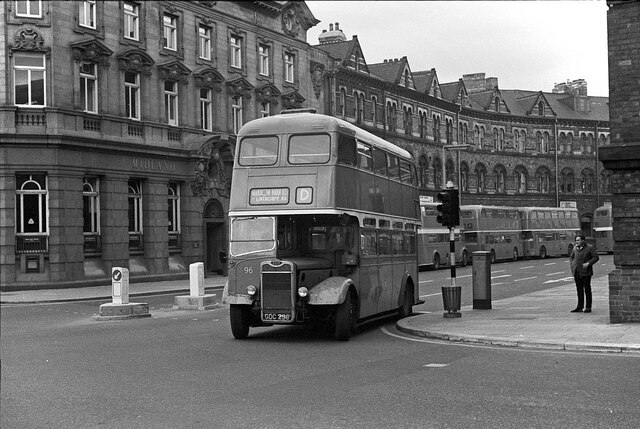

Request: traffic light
left=436, top=189, right=460, bottom=228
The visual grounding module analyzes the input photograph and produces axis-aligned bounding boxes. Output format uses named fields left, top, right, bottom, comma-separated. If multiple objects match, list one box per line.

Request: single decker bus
left=223, top=110, right=421, bottom=340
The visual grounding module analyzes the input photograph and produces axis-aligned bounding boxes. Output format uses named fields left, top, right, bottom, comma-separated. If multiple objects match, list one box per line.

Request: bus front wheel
left=398, top=284, right=414, bottom=319
left=539, top=246, right=547, bottom=259
left=230, top=304, right=251, bottom=339
left=433, top=253, right=441, bottom=270
left=334, top=291, right=356, bottom=341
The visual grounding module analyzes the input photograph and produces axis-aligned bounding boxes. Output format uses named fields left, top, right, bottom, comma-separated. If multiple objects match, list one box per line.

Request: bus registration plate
left=263, top=312, right=292, bottom=322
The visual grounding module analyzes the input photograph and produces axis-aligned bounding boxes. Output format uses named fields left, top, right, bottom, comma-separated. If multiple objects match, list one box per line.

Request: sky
left=305, top=1, right=610, bottom=97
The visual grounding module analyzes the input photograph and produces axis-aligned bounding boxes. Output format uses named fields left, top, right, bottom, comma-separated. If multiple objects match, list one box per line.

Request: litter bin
left=442, top=286, right=461, bottom=318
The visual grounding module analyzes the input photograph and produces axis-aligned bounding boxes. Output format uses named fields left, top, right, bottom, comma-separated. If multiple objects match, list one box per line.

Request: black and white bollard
left=174, top=262, right=218, bottom=310
left=96, top=267, right=150, bottom=320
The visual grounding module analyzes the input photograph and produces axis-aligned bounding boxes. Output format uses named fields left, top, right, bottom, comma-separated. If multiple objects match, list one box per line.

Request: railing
left=16, top=235, right=49, bottom=253
left=83, top=117, right=101, bottom=132
left=128, top=123, right=144, bottom=137
left=15, top=110, right=46, bottom=127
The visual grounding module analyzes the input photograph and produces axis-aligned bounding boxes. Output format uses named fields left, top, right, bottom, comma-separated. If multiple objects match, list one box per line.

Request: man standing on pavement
left=569, top=233, right=599, bottom=313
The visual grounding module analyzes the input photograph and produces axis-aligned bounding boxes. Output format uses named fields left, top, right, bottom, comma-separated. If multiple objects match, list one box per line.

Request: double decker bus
left=519, top=207, right=580, bottom=258
left=223, top=110, right=421, bottom=340
left=460, top=205, right=522, bottom=263
left=417, top=202, right=469, bottom=269
left=593, top=204, right=613, bottom=254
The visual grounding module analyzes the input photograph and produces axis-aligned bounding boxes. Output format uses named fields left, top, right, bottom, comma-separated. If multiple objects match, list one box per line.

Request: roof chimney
left=335, top=22, right=339, bottom=31
left=329, top=23, right=334, bottom=31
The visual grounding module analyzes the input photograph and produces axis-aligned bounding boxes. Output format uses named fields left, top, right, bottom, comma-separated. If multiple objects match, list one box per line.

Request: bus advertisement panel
left=418, top=202, right=468, bottom=269
left=223, top=111, right=421, bottom=340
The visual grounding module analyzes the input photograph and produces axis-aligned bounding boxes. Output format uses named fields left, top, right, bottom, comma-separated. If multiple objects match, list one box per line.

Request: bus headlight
left=298, top=287, right=309, bottom=298
left=246, top=285, right=257, bottom=296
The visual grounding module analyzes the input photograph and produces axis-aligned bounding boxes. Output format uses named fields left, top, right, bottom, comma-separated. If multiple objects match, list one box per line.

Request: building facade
left=1, top=1, right=611, bottom=291
left=0, top=0, right=320, bottom=289
left=312, top=26, right=612, bottom=235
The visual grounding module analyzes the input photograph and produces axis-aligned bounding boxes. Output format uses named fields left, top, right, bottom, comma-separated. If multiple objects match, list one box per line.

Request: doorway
left=203, top=199, right=227, bottom=276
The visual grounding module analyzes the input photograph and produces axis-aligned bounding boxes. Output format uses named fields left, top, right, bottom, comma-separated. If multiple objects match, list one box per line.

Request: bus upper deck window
left=337, top=135, right=357, bottom=166
left=372, top=148, right=388, bottom=176
left=239, top=136, right=279, bottom=166
left=289, top=134, right=330, bottom=164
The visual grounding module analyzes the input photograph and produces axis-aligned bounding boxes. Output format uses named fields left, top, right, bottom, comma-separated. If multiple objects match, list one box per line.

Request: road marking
left=544, top=262, right=557, bottom=266
left=520, top=266, right=534, bottom=269
left=546, top=272, right=564, bottom=276
left=456, top=274, right=472, bottom=279
left=493, top=269, right=507, bottom=273
left=514, top=276, right=537, bottom=282
left=491, top=275, right=512, bottom=279
left=414, top=310, right=433, bottom=314
left=419, top=293, right=442, bottom=298
left=419, top=280, right=433, bottom=284
left=543, top=276, right=574, bottom=284
left=493, top=282, right=505, bottom=285
left=423, top=363, right=449, bottom=368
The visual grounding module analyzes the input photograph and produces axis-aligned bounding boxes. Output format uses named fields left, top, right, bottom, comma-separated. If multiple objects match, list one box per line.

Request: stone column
left=599, top=0, right=640, bottom=323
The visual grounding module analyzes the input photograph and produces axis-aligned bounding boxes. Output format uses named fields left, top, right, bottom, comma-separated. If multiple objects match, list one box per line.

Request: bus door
left=359, top=229, right=379, bottom=318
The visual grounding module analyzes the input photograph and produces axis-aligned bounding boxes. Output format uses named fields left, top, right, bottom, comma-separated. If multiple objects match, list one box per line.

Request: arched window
left=493, top=128, right=499, bottom=151
left=371, top=95, right=378, bottom=126
left=600, top=170, right=611, bottom=194
left=558, top=132, right=566, bottom=154
left=480, top=126, right=485, bottom=147
left=474, top=125, right=480, bottom=147
left=514, top=166, right=527, bottom=194
left=339, top=88, right=346, bottom=117
left=432, top=115, right=441, bottom=143
left=536, top=131, right=542, bottom=153
left=580, top=168, right=595, bottom=194
left=494, top=97, right=500, bottom=112
left=560, top=168, right=575, bottom=193
left=419, top=111, right=427, bottom=138
left=493, top=165, right=506, bottom=193
left=475, top=164, right=486, bottom=194
left=538, top=101, right=544, bottom=116
left=519, top=130, right=526, bottom=153
left=445, top=118, right=453, bottom=144
left=543, top=131, right=550, bottom=153
left=536, top=167, right=551, bottom=193
left=432, top=157, right=442, bottom=190
left=566, top=133, right=574, bottom=154
left=460, top=161, right=469, bottom=192
left=446, top=158, right=455, bottom=183
left=418, top=155, right=429, bottom=188
left=404, top=106, right=413, bottom=135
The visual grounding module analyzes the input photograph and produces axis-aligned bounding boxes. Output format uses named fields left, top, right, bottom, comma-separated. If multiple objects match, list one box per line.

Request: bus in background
left=593, top=203, right=613, bottom=254
left=519, top=207, right=580, bottom=258
left=460, top=205, right=523, bottom=263
left=417, top=202, right=469, bottom=269
left=223, top=110, right=421, bottom=341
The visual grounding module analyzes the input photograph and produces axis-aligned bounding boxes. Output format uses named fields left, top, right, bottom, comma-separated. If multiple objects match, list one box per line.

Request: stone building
left=0, top=0, right=319, bottom=289
left=312, top=25, right=611, bottom=234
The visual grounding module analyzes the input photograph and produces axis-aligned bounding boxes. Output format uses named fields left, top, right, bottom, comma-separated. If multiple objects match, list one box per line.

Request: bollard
left=189, top=262, right=205, bottom=297
left=112, top=267, right=129, bottom=305
left=472, top=251, right=492, bottom=309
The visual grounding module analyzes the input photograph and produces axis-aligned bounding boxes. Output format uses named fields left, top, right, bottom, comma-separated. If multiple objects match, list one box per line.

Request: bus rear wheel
left=433, top=253, right=441, bottom=270
left=539, top=246, right=547, bottom=259
left=398, top=284, right=413, bottom=318
left=461, top=250, right=468, bottom=267
left=334, top=291, right=356, bottom=341
left=230, top=304, right=251, bottom=339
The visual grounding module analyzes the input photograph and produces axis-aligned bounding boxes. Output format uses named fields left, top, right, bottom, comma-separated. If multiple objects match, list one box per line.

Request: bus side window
left=356, top=141, right=373, bottom=170
left=388, top=155, right=400, bottom=180
left=337, top=134, right=357, bottom=166
left=360, top=230, right=377, bottom=256
left=372, top=147, right=388, bottom=176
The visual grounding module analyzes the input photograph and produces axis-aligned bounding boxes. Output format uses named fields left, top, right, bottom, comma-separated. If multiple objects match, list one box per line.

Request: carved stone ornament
left=199, top=1, right=217, bottom=8
left=282, top=8, right=300, bottom=37
left=282, top=91, right=305, bottom=110
left=256, top=83, right=281, bottom=105
left=195, top=68, right=225, bottom=91
left=310, top=61, right=325, bottom=99
left=117, top=49, right=155, bottom=75
left=10, top=28, right=49, bottom=53
left=158, top=61, right=192, bottom=83
left=70, top=39, right=113, bottom=65
left=191, top=136, right=235, bottom=198
left=226, top=78, right=254, bottom=99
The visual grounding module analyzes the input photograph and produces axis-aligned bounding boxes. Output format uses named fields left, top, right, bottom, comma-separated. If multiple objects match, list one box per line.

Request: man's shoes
left=571, top=308, right=583, bottom=313
left=584, top=308, right=592, bottom=313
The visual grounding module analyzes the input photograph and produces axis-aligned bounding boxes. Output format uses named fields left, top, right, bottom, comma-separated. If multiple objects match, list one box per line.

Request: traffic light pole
left=449, top=227, right=456, bottom=287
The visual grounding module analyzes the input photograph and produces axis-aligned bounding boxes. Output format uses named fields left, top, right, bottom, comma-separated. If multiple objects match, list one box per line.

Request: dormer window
left=494, top=97, right=500, bottom=112
left=538, top=101, right=545, bottom=116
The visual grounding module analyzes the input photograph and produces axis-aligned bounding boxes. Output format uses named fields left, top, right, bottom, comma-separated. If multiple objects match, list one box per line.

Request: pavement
left=2, top=273, right=639, bottom=354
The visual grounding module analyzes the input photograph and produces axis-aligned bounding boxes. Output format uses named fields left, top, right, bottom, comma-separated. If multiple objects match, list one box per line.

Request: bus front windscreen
left=230, top=217, right=276, bottom=256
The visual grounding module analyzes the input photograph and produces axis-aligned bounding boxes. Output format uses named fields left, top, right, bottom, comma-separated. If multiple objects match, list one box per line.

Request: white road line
left=514, top=276, right=537, bottom=282
left=492, top=282, right=505, bottom=285
left=419, top=293, right=442, bottom=298
left=520, top=266, right=534, bottom=269
left=543, top=277, right=574, bottom=284
left=456, top=274, right=472, bottom=278
left=493, top=270, right=507, bottom=273
left=544, top=262, right=557, bottom=266
left=491, top=274, right=512, bottom=279
left=419, top=280, right=433, bottom=284
left=546, top=271, right=565, bottom=276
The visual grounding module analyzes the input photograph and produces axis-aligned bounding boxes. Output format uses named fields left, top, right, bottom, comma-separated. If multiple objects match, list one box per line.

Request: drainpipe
left=554, top=118, right=559, bottom=207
